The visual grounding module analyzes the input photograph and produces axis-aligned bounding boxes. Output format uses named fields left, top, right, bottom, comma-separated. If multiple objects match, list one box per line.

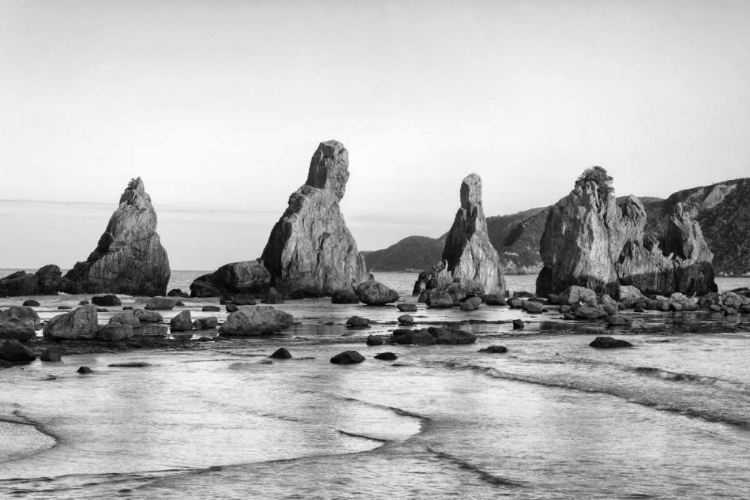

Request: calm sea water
left=1, top=270, right=750, bottom=499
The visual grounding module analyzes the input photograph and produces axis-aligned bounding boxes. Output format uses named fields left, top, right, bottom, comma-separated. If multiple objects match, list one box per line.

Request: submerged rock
left=589, top=336, right=633, bottom=348
left=374, top=352, right=398, bottom=361
left=478, top=345, right=508, bottom=354
left=63, top=178, right=170, bottom=296
left=189, top=261, right=271, bottom=298
left=392, top=329, right=437, bottom=346
left=219, top=305, right=294, bottom=335
left=261, top=141, right=368, bottom=297
left=270, top=348, right=292, bottom=359
left=77, top=366, right=93, bottom=374
left=346, top=316, right=371, bottom=327
left=330, top=351, right=365, bottom=365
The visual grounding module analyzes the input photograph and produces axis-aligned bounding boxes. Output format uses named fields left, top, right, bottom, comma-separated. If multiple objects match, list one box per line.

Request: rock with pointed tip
left=63, top=178, right=170, bottom=296
left=261, top=141, right=368, bottom=297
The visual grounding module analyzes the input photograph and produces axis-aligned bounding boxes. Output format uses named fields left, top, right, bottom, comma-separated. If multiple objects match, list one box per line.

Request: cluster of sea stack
left=2, top=140, right=749, bottom=361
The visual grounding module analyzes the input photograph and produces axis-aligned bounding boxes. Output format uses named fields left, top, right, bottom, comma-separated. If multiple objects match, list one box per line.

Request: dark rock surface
left=0, top=265, right=62, bottom=297
left=22, top=300, right=40, bottom=307
left=261, top=141, right=368, bottom=296
left=397, top=314, right=414, bottom=325
left=261, top=287, right=284, bottom=304
left=0, top=316, right=36, bottom=342
left=366, top=335, right=384, bottom=346
left=428, top=327, right=477, bottom=345
left=77, top=366, right=93, bottom=374
left=96, top=323, right=134, bottom=341
left=346, top=316, right=371, bottom=327
left=202, top=306, right=220, bottom=312
left=374, top=352, right=398, bottom=361
left=167, top=289, right=190, bottom=298
left=63, top=178, right=170, bottom=296
left=189, top=261, right=271, bottom=298
left=331, top=288, right=360, bottom=304
left=478, top=345, right=508, bottom=353
left=144, top=297, right=177, bottom=311
left=397, top=303, right=418, bottom=312
left=392, top=329, right=437, bottom=346
left=41, top=348, right=62, bottom=362
left=170, top=311, right=193, bottom=332
left=330, top=351, right=365, bottom=365
left=92, top=295, right=121, bottom=307
left=219, top=305, right=294, bottom=335
left=512, top=319, right=524, bottom=330
left=589, top=336, right=633, bottom=348
left=425, top=290, right=454, bottom=308
left=133, top=309, right=162, bottom=322
left=0, top=340, right=36, bottom=363
left=109, top=312, right=141, bottom=327
left=270, top=348, right=292, bottom=359
left=355, top=280, right=399, bottom=305
left=193, top=317, right=218, bottom=330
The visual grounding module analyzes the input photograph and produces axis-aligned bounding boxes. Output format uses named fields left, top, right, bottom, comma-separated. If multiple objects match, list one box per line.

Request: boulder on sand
left=355, top=280, right=399, bottom=306
left=22, top=300, right=40, bottom=307
left=43, top=305, right=98, bottom=339
left=260, top=141, right=369, bottom=297
left=270, top=348, right=292, bottom=359
left=219, top=305, right=294, bottom=336
left=109, top=312, right=141, bottom=327
left=63, top=178, right=170, bottom=296
left=346, top=316, right=371, bottom=327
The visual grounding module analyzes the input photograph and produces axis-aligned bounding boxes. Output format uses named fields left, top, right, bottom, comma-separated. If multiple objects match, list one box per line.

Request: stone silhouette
left=536, top=167, right=715, bottom=297
left=63, top=178, right=170, bottom=296
left=261, top=141, right=368, bottom=297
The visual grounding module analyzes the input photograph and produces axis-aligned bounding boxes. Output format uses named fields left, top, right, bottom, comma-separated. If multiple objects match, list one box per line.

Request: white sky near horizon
left=1, top=0, right=749, bottom=270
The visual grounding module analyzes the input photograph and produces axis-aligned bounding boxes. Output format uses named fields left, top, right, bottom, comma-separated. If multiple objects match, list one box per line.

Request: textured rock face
left=442, top=174, right=506, bottom=296
left=355, top=280, right=399, bottom=305
left=63, top=178, right=170, bottom=296
left=0, top=265, right=62, bottom=297
left=260, top=141, right=368, bottom=297
left=537, top=176, right=715, bottom=297
left=43, top=305, right=98, bottom=339
left=219, top=305, right=294, bottom=335
left=189, top=261, right=271, bottom=298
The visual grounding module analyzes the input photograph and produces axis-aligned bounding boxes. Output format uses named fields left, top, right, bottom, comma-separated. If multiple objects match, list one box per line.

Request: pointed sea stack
left=536, top=168, right=715, bottom=297
left=63, top=178, right=170, bottom=296
left=260, top=141, right=368, bottom=297
left=440, top=174, right=506, bottom=295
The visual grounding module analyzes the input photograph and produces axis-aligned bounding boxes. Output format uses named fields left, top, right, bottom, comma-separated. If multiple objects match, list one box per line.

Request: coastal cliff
left=536, top=168, right=715, bottom=296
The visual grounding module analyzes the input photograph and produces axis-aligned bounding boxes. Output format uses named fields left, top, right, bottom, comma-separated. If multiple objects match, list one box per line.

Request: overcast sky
left=2, top=0, right=749, bottom=270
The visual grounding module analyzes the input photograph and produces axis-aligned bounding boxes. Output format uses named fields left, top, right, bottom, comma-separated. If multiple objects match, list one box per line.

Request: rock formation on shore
left=536, top=168, right=715, bottom=297
left=63, top=178, right=171, bottom=296
left=0, top=265, right=62, bottom=297
left=189, top=260, right=271, bottom=298
left=260, top=140, right=368, bottom=297
left=413, top=174, right=506, bottom=298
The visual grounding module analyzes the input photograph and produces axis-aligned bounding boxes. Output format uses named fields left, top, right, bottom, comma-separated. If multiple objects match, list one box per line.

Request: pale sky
left=1, top=0, right=749, bottom=270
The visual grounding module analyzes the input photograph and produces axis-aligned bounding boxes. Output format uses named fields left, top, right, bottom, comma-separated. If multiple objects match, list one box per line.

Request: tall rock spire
left=441, top=174, right=506, bottom=295
left=63, top=177, right=171, bottom=296
left=260, top=140, right=368, bottom=297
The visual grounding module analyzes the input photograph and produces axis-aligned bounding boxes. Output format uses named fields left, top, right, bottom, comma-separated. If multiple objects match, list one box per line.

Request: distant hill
left=641, top=178, right=750, bottom=276
left=364, top=235, right=445, bottom=272
left=364, top=178, right=750, bottom=276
